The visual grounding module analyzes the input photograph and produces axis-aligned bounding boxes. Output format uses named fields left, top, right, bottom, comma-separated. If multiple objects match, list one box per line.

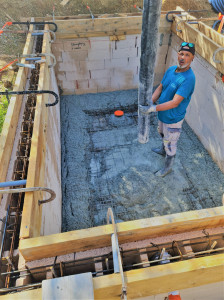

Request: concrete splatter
left=60, top=89, right=224, bottom=231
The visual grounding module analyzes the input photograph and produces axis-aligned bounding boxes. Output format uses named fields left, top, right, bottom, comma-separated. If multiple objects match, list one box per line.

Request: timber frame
left=0, top=10, right=224, bottom=299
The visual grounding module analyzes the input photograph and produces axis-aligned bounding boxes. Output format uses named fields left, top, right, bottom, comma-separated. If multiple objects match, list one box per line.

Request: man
left=140, top=42, right=196, bottom=177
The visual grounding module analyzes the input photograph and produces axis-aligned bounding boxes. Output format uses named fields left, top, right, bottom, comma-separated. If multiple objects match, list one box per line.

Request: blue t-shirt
left=158, top=66, right=195, bottom=124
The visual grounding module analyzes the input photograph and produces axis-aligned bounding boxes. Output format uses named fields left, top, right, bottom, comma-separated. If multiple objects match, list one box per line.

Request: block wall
left=52, top=33, right=170, bottom=95
left=166, top=34, right=224, bottom=173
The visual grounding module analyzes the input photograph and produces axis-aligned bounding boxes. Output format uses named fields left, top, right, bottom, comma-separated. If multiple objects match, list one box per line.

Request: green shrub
left=0, top=97, right=9, bottom=133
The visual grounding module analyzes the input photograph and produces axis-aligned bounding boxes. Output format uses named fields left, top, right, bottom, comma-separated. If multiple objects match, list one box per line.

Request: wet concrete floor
left=61, top=89, right=224, bottom=231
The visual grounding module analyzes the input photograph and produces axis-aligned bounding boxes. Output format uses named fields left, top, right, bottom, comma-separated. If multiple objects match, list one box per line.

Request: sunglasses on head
left=181, top=42, right=194, bottom=48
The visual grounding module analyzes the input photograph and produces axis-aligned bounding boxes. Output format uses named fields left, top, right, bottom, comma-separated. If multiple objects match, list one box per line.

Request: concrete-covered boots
left=151, top=144, right=166, bottom=156
left=156, top=155, right=175, bottom=177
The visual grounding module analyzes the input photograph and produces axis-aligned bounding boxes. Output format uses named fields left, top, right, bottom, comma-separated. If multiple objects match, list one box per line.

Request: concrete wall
left=52, top=32, right=170, bottom=94
left=165, top=34, right=224, bottom=173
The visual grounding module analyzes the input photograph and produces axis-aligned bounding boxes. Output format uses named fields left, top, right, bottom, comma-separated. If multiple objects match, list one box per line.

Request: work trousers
left=157, top=119, right=184, bottom=156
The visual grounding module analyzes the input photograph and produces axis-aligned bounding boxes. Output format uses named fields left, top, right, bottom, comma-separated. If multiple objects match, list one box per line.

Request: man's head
left=177, top=42, right=195, bottom=70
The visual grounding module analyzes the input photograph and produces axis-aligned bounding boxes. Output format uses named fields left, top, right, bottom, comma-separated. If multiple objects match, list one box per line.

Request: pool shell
left=60, top=89, right=224, bottom=232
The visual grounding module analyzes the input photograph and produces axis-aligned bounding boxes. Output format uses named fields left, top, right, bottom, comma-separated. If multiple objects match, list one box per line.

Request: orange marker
left=114, top=110, right=124, bottom=117
left=218, top=13, right=224, bottom=33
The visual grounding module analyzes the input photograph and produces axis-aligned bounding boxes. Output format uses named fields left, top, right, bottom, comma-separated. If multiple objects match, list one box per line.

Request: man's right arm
left=152, top=83, right=163, bottom=103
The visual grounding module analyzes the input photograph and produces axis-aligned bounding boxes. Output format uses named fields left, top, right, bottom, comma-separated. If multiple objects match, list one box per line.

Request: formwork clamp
left=31, top=30, right=56, bottom=43
left=0, top=21, right=57, bottom=35
left=0, top=90, right=59, bottom=107
left=212, top=47, right=224, bottom=64
left=0, top=186, right=56, bottom=205
left=20, top=53, right=56, bottom=68
left=165, top=9, right=208, bottom=22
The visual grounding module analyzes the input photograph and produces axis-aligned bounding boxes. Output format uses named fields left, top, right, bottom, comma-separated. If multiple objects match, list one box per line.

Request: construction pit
left=0, top=7, right=224, bottom=300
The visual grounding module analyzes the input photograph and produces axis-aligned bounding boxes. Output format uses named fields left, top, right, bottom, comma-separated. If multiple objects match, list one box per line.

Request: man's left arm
left=155, top=94, right=184, bottom=111
left=140, top=94, right=184, bottom=114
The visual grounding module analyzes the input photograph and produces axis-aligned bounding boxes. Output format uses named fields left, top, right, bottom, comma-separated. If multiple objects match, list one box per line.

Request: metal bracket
left=20, top=53, right=56, bottom=68
left=212, top=47, right=224, bottom=64
left=16, top=63, right=35, bottom=69
left=31, top=30, right=56, bottom=43
left=0, top=187, right=56, bottom=205
left=0, top=90, right=59, bottom=107
left=12, top=21, right=58, bottom=32
left=166, top=9, right=208, bottom=22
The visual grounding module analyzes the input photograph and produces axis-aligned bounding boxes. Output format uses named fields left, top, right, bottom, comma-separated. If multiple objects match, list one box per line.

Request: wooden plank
left=53, top=14, right=171, bottom=39
left=0, top=27, right=34, bottom=204
left=22, top=12, right=168, bottom=22
left=139, top=248, right=150, bottom=268
left=197, top=22, right=224, bottom=47
left=2, top=254, right=224, bottom=299
left=19, top=206, right=224, bottom=261
left=0, top=288, right=41, bottom=299
left=173, top=7, right=224, bottom=47
left=171, top=15, right=224, bottom=73
left=20, top=27, right=51, bottom=239
left=93, top=253, right=224, bottom=299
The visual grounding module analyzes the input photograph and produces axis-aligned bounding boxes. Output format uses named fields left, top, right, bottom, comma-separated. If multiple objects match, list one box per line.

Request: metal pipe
left=31, top=32, right=44, bottom=36
left=107, top=208, right=127, bottom=300
left=20, top=53, right=56, bottom=68
left=32, top=30, right=56, bottom=43
left=138, top=0, right=163, bottom=144
left=165, top=9, right=209, bottom=22
left=111, top=233, right=120, bottom=273
left=12, top=21, right=58, bottom=32
left=0, top=282, right=42, bottom=294
left=16, top=63, right=35, bottom=69
left=0, top=180, right=26, bottom=188
left=25, top=57, right=42, bottom=61
left=0, top=187, right=56, bottom=205
left=0, top=90, right=59, bottom=107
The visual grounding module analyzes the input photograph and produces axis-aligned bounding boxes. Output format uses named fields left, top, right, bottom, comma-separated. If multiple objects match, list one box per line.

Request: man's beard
left=177, top=60, right=190, bottom=69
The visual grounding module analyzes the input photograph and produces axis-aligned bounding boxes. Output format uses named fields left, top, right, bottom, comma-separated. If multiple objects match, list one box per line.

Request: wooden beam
left=2, top=254, right=224, bottom=299
left=52, top=14, right=170, bottom=39
left=197, top=22, right=224, bottom=47
left=171, top=15, right=224, bottom=73
left=0, top=288, right=41, bottom=299
left=19, top=206, right=224, bottom=261
left=93, top=253, right=224, bottom=298
left=0, top=28, right=34, bottom=204
left=19, top=27, right=51, bottom=239
left=22, top=12, right=168, bottom=23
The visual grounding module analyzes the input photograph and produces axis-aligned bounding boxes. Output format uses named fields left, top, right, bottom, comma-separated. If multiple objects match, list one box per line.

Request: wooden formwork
left=0, top=11, right=224, bottom=299
left=0, top=29, right=34, bottom=195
